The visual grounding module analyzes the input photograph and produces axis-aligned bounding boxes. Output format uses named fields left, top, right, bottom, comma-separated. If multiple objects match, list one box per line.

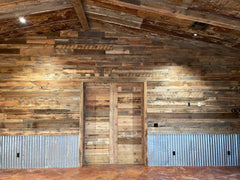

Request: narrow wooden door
left=84, top=83, right=143, bottom=165
left=114, top=83, right=144, bottom=164
left=84, top=83, right=110, bottom=164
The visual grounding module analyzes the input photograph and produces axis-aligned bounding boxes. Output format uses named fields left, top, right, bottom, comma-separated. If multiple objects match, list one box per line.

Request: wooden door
left=84, top=83, right=110, bottom=164
left=84, top=83, right=144, bottom=165
left=114, top=83, right=144, bottom=164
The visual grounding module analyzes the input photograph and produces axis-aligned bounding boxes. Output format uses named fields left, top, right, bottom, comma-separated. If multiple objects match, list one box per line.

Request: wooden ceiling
left=0, top=0, right=240, bottom=49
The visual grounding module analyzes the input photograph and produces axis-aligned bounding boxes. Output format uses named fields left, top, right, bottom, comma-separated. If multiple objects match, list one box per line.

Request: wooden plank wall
left=0, top=30, right=239, bottom=135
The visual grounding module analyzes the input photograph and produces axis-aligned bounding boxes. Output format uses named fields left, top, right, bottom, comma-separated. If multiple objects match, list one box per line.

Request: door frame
left=79, top=82, right=147, bottom=166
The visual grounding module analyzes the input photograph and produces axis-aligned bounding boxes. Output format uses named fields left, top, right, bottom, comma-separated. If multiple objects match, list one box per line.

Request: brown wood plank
left=0, top=8, right=81, bottom=39
left=118, top=137, right=142, bottom=144
left=71, top=0, right=89, bottom=31
left=0, top=128, right=79, bottom=136
left=109, top=83, right=114, bottom=164
left=113, top=83, right=118, bottom=164
left=0, top=48, right=20, bottom=54
left=79, top=82, right=84, bottom=167
left=143, top=82, right=147, bottom=166
left=0, top=0, right=73, bottom=20
left=95, top=0, right=240, bottom=31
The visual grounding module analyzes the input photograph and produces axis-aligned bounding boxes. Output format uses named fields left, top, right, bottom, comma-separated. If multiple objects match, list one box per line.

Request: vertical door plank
left=143, top=82, right=148, bottom=166
left=113, top=83, right=118, bottom=164
left=79, top=82, right=84, bottom=167
left=109, top=83, right=114, bottom=164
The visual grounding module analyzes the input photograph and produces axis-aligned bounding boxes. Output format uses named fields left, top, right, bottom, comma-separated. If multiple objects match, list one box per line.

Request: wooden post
left=79, top=82, right=84, bottom=167
left=110, top=83, right=118, bottom=164
left=143, top=82, right=148, bottom=166
left=109, top=83, right=114, bottom=164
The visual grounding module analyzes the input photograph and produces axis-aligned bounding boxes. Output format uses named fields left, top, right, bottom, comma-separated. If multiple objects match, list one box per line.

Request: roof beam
left=71, top=0, right=89, bottom=31
left=96, top=0, right=240, bottom=31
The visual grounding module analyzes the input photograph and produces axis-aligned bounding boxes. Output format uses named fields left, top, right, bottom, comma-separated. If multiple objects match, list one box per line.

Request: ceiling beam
left=89, top=16, right=240, bottom=49
left=95, top=0, right=240, bottom=31
left=71, top=0, right=89, bottom=31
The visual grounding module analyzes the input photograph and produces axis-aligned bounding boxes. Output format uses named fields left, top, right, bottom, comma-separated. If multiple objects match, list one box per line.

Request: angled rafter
left=71, top=0, right=89, bottom=31
left=95, top=0, right=240, bottom=31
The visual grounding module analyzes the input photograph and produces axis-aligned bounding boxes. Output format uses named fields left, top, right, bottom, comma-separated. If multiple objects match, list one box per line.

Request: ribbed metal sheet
left=148, top=134, right=240, bottom=166
left=0, top=135, right=79, bottom=169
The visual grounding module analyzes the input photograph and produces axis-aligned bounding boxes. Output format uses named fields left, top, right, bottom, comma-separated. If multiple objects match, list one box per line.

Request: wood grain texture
left=112, top=83, right=118, bottom=164
left=143, top=82, right=147, bottom=166
left=84, top=0, right=240, bottom=48
left=0, top=30, right=239, bottom=136
left=89, top=0, right=240, bottom=31
left=83, top=82, right=144, bottom=165
left=71, top=0, right=89, bottom=31
left=0, top=8, right=81, bottom=39
left=109, top=83, right=117, bottom=164
left=79, top=82, right=84, bottom=167
left=116, top=83, right=143, bottom=164
left=84, top=83, right=110, bottom=165
left=141, top=0, right=240, bottom=30
left=0, top=0, right=73, bottom=20
left=0, top=0, right=240, bottom=49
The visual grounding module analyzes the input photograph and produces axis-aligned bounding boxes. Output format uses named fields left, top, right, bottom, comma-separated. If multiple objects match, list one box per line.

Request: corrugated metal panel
left=0, top=135, right=79, bottom=169
left=22, top=135, right=46, bottom=168
left=148, top=134, right=240, bottom=166
left=45, top=135, right=79, bottom=168
left=1, top=136, right=22, bottom=168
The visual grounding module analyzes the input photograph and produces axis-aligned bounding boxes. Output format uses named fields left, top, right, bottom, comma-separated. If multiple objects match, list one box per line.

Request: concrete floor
left=0, top=165, right=239, bottom=180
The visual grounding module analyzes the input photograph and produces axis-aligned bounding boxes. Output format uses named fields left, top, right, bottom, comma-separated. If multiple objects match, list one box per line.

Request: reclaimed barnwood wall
left=0, top=30, right=239, bottom=135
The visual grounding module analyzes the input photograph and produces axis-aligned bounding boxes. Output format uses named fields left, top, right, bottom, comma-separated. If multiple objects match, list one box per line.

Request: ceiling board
left=190, top=0, right=240, bottom=19
left=84, top=0, right=240, bottom=48
left=0, top=8, right=81, bottom=38
left=143, top=0, right=240, bottom=19
left=95, top=0, right=240, bottom=31
left=0, top=0, right=239, bottom=49
left=0, top=0, right=72, bottom=20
